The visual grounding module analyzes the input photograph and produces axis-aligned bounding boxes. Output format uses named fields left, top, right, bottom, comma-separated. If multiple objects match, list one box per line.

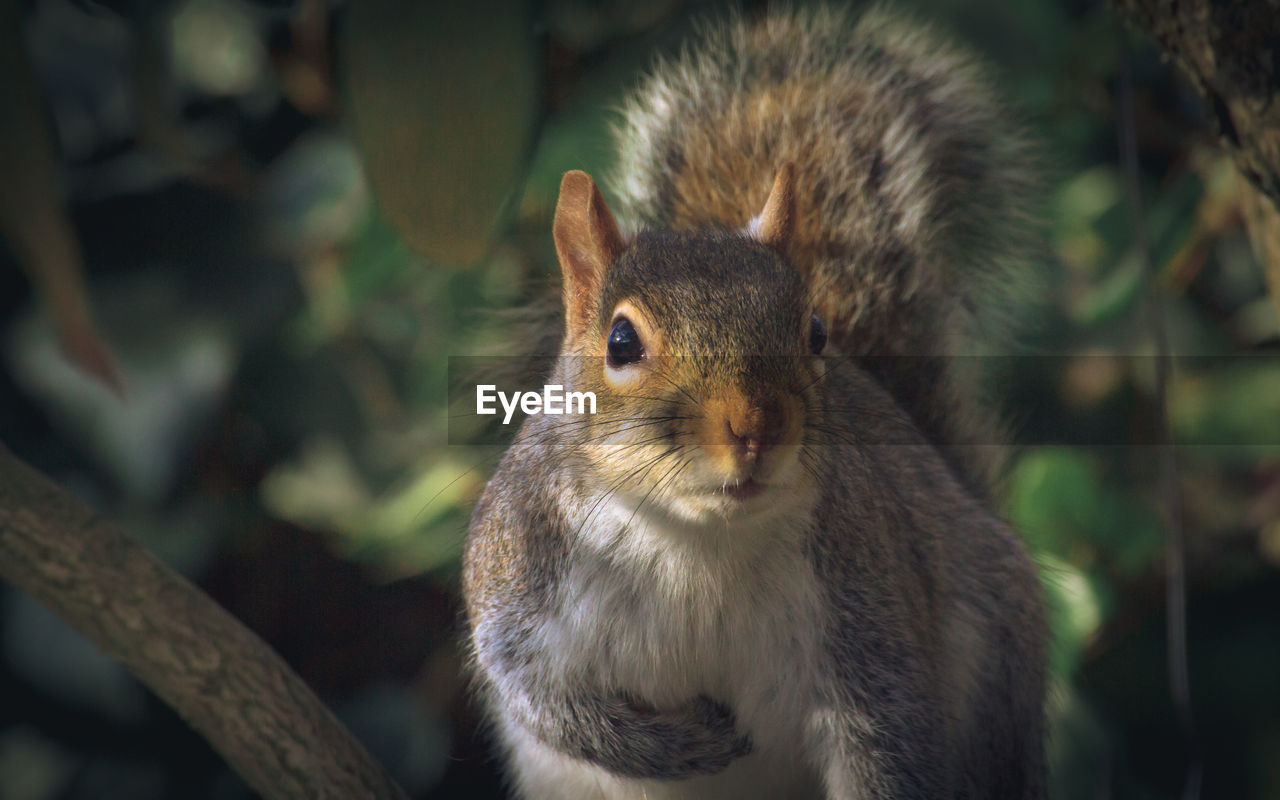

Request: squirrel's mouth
left=716, top=479, right=766, bottom=501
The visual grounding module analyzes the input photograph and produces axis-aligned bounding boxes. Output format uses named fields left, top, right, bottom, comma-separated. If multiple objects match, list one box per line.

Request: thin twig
left=1114, top=22, right=1202, bottom=800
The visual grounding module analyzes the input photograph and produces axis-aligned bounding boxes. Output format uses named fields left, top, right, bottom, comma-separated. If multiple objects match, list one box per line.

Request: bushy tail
left=613, top=4, right=1038, bottom=487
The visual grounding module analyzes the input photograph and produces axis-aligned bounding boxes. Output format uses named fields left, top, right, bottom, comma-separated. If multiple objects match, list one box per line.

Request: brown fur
left=615, top=4, right=1039, bottom=488
left=554, top=170, right=627, bottom=340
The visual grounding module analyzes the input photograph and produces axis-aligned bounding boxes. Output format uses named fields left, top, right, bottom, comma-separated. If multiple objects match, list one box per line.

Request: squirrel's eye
left=608, top=318, right=645, bottom=366
left=809, top=315, right=827, bottom=355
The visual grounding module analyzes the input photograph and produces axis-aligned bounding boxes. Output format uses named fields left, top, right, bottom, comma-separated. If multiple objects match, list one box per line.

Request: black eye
left=809, top=315, right=827, bottom=355
left=608, top=318, right=644, bottom=366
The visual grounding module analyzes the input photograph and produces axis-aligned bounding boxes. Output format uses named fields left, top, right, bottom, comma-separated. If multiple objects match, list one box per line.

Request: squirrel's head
left=548, top=166, right=827, bottom=523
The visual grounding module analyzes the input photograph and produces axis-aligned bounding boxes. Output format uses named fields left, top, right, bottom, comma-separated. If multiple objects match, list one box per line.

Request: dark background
left=1, top=0, right=1277, bottom=798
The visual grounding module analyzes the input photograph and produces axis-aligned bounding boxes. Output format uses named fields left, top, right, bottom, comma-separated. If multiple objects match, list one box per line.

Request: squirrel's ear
left=755, top=162, right=796, bottom=253
left=554, top=170, right=626, bottom=340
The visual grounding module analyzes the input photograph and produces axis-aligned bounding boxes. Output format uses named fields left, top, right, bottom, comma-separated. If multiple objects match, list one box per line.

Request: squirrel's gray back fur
left=614, top=3, right=1037, bottom=487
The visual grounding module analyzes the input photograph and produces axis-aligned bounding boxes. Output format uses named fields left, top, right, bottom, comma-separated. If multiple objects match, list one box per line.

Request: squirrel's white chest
left=535, top=499, right=827, bottom=798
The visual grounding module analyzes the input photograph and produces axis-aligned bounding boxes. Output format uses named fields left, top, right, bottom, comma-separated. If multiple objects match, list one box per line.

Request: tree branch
left=1111, top=0, right=1280, bottom=203
left=1110, top=0, right=1280, bottom=330
left=0, top=442, right=408, bottom=800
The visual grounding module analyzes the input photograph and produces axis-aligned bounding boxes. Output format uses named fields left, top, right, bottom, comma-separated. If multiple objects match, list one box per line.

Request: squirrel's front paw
left=681, top=694, right=754, bottom=767
left=602, top=693, right=752, bottom=779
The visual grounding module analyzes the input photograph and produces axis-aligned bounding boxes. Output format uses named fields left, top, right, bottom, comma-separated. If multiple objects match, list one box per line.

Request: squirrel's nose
left=700, top=390, right=795, bottom=477
left=726, top=407, right=764, bottom=459
left=725, top=398, right=783, bottom=461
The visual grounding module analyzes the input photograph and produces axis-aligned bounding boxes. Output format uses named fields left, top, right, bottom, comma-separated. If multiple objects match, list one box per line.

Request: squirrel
left=462, top=5, right=1047, bottom=799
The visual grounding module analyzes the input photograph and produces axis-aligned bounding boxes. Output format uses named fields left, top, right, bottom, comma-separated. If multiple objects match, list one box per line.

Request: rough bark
left=1110, top=0, right=1280, bottom=318
left=0, top=443, right=408, bottom=800
left=1111, top=0, right=1279, bottom=203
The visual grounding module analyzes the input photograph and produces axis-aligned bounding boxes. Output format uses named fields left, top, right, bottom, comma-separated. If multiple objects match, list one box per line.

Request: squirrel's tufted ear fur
left=755, top=162, right=796, bottom=254
left=554, top=170, right=626, bottom=341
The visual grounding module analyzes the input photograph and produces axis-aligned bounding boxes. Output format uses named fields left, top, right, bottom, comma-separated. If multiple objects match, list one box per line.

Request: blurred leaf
left=522, top=102, right=618, bottom=219
left=259, top=437, right=482, bottom=575
left=0, top=1, right=123, bottom=393
left=169, top=0, right=267, bottom=97
left=1145, top=171, right=1204, bottom=276
left=1056, top=166, right=1123, bottom=243
left=259, top=436, right=373, bottom=527
left=1006, top=448, right=1164, bottom=576
left=1038, top=554, right=1104, bottom=677
left=1070, top=250, right=1145, bottom=326
left=4, top=281, right=237, bottom=504
left=1241, top=170, right=1280, bottom=326
left=340, top=0, right=541, bottom=265
left=1008, top=448, right=1099, bottom=556
left=342, top=213, right=417, bottom=306
left=521, top=25, right=677, bottom=218
left=262, top=131, right=371, bottom=259
left=1170, top=363, right=1280, bottom=457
